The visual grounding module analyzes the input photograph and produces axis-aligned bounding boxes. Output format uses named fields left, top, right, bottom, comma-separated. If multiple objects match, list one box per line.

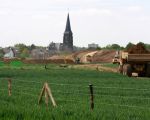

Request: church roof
left=65, top=13, right=72, bottom=33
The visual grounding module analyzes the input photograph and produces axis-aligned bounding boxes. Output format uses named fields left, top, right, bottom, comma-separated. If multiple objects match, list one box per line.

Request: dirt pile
left=92, top=50, right=116, bottom=63
left=72, top=50, right=116, bottom=63
left=22, top=59, right=50, bottom=64
left=127, top=43, right=149, bottom=54
left=48, top=55, right=75, bottom=64
left=2, top=55, right=75, bottom=64
left=23, top=58, right=74, bottom=64
left=72, top=50, right=95, bottom=60
left=3, top=58, right=21, bottom=63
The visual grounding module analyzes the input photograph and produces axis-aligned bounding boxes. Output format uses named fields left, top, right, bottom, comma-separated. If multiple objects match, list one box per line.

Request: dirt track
left=72, top=50, right=116, bottom=63
left=46, top=50, right=116, bottom=64
left=79, top=51, right=98, bottom=63
left=72, top=64, right=118, bottom=73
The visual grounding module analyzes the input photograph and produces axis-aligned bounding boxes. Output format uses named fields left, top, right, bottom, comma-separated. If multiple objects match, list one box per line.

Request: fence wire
left=5, top=79, right=150, bottom=91
left=1, top=78, right=150, bottom=111
left=2, top=78, right=150, bottom=91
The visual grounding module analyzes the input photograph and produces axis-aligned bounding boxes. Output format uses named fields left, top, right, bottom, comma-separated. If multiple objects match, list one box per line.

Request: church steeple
left=65, top=13, right=72, bottom=33
left=63, top=13, right=73, bottom=52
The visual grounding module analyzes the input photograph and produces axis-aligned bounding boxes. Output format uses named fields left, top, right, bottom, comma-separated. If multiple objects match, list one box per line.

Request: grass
left=102, top=63, right=119, bottom=68
left=0, top=63, right=150, bottom=120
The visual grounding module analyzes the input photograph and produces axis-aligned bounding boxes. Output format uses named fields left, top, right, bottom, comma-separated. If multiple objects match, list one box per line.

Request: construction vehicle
left=112, top=51, right=120, bottom=64
left=113, top=43, right=150, bottom=77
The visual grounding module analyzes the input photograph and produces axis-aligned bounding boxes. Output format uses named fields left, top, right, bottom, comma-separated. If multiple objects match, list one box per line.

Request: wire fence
left=1, top=78, right=150, bottom=110
left=0, top=88, right=7, bottom=91
left=2, top=78, right=150, bottom=91
left=1, top=79, right=150, bottom=99
left=1, top=78, right=150, bottom=90
left=1, top=92, right=150, bottom=111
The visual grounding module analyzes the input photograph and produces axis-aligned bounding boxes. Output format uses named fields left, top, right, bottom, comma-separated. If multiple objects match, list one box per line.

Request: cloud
left=72, top=8, right=112, bottom=16
left=139, top=16, right=150, bottom=21
left=127, top=6, right=142, bottom=12
left=0, top=7, right=11, bottom=15
left=0, top=11, right=7, bottom=15
left=0, top=0, right=149, bottom=47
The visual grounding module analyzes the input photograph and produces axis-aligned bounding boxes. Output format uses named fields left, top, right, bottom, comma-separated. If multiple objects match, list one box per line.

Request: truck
left=118, top=52, right=150, bottom=77
left=112, top=51, right=120, bottom=64
left=113, top=44, right=150, bottom=77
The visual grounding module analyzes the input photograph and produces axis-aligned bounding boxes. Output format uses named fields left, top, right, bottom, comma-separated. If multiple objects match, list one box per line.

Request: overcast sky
left=0, top=0, right=150, bottom=47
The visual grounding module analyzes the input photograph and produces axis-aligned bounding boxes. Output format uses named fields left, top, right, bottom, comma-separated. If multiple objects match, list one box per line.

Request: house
left=48, top=42, right=63, bottom=51
left=3, top=47, right=16, bottom=58
left=48, top=42, right=63, bottom=55
left=88, top=43, right=99, bottom=49
left=31, top=48, right=49, bottom=59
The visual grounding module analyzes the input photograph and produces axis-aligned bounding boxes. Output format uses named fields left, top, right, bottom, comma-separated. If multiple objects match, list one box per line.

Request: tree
left=138, top=42, right=145, bottom=47
left=125, top=42, right=134, bottom=50
left=104, top=44, right=123, bottom=50
left=145, top=44, right=150, bottom=50
left=14, top=43, right=30, bottom=58
left=30, top=44, right=36, bottom=50
left=111, top=44, right=122, bottom=49
left=0, top=49, right=4, bottom=58
left=15, top=43, right=28, bottom=53
left=20, top=48, right=29, bottom=58
left=105, top=44, right=111, bottom=49
left=96, top=47, right=101, bottom=50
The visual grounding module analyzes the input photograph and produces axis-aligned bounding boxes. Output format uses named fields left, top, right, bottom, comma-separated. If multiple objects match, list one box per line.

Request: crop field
left=0, top=63, right=150, bottom=120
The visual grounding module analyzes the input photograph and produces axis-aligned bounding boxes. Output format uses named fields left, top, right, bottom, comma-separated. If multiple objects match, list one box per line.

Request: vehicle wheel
left=123, top=65, right=127, bottom=75
left=123, top=64, right=132, bottom=77
left=146, top=63, right=150, bottom=77
left=118, top=65, right=123, bottom=73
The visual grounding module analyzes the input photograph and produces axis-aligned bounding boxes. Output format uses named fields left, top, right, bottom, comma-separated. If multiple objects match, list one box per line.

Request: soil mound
left=127, top=43, right=149, bottom=54
left=92, top=50, right=116, bottom=63
left=48, top=55, right=75, bottom=64
left=23, top=58, right=74, bottom=64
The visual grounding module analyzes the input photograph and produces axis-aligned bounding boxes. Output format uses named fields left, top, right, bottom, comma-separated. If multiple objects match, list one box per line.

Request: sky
left=0, top=0, right=150, bottom=47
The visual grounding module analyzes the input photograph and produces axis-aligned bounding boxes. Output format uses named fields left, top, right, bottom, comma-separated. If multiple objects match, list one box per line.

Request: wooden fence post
left=45, top=89, right=49, bottom=107
left=96, top=66, right=99, bottom=71
left=38, top=83, right=46, bottom=104
left=45, top=83, right=57, bottom=107
left=38, top=82, right=57, bottom=107
left=8, top=79, right=12, bottom=96
left=89, top=84, right=94, bottom=110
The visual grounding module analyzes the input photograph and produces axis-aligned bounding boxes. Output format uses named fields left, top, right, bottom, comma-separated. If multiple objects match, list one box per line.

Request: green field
left=0, top=63, right=150, bottom=120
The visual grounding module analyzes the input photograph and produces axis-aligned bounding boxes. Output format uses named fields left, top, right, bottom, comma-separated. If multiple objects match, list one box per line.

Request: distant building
left=31, top=48, right=49, bottom=59
left=48, top=42, right=63, bottom=52
left=88, top=43, right=99, bottom=49
left=63, top=13, right=73, bottom=52
left=3, top=47, right=19, bottom=59
left=48, top=13, right=74, bottom=53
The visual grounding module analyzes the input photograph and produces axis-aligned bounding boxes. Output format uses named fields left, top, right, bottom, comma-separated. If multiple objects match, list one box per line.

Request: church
left=62, top=13, right=73, bottom=51
left=48, top=13, right=73, bottom=52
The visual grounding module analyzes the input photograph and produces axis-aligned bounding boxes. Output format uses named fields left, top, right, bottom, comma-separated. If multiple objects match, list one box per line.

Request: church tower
left=63, top=13, right=73, bottom=51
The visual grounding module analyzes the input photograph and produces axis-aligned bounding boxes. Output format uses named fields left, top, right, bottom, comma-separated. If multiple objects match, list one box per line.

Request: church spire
left=63, top=13, right=73, bottom=52
left=65, top=13, right=72, bottom=33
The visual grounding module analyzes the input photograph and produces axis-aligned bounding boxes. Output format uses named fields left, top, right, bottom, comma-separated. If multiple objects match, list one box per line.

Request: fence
left=1, top=78, right=150, bottom=111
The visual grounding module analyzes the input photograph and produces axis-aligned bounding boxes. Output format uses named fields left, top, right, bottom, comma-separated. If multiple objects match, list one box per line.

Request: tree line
left=0, top=42, right=150, bottom=58
left=96, top=42, right=150, bottom=50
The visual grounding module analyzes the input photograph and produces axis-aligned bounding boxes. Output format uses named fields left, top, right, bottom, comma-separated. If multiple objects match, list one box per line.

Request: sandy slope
left=72, top=50, right=116, bottom=63
left=47, top=50, right=116, bottom=64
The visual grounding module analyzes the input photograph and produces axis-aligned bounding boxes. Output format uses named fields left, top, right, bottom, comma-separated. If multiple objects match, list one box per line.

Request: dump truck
left=112, top=51, right=120, bottom=64
left=113, top=43, right=150, bottom=77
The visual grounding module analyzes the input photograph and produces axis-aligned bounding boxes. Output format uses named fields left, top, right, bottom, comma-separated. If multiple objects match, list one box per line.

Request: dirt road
left=72, top=64, right=118, bottom=73
left=80, top=51, right=98, bottom=63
